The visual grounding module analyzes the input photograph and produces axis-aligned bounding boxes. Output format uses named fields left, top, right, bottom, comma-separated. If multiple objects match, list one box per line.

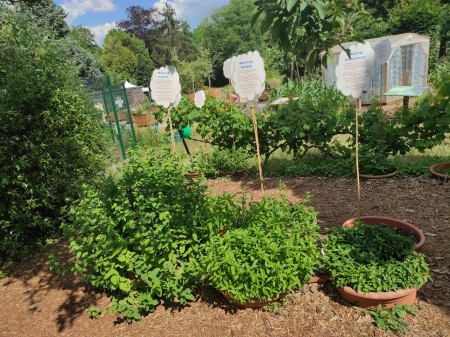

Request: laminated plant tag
left=230, top=50, right=265, bottom=101
left=194, top=90, right=206, bottom=108
left=150, top=66, right=181, bottom=108
left=374, top=39, right=391, bottom=64
left=335, top=42, right=375, bottom=99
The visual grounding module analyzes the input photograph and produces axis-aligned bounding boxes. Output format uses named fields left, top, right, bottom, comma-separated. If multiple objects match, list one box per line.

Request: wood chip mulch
left=1, top=176, right=449, bottom=337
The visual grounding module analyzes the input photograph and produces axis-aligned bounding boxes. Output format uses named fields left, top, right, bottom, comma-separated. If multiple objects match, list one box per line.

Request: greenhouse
left=322, top=33, right=430, bottom=104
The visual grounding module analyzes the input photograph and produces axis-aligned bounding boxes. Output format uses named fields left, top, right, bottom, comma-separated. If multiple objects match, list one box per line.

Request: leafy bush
left=0, top=6, right=107, bottom=260
left=184, top=149, right=217, bottom=177
left=199, top=193, right=320, bottom=304
left=210, top=147, right=252, bottom=173
left=56, top=151, right=211, bottom=322
left=323, top=224, right=431, bottom=293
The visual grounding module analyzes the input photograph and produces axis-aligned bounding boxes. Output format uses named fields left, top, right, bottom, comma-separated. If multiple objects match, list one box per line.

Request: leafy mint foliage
left=364, top=303, right=417, bottom=334
left=199, top=193, right=320, bottom=304
left=184, top=149, right=217, bottom=177
left=323, top=224, right=431, bottom=293
left=210, top=147, right=252, bottom=173
left=60, top=150, right=210, bottom=322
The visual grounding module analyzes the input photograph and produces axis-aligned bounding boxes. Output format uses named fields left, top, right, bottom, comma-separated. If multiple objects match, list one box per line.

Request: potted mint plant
left=199, top=192, right=320, bottom=308
left=210, top=147, right=252, bottom=176
left=323, top=223, right=431, bottom=309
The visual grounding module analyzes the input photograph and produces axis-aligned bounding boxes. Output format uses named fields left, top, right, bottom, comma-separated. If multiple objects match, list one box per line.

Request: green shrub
left=199, top=193, right=320, bottom=304
left=0, top=6, right=107, bottom=260
left=57, top=151, right=210, bottom=322
left=210, top=147, right=252, bottom=173
left=323, top=224, right=431, bottom=293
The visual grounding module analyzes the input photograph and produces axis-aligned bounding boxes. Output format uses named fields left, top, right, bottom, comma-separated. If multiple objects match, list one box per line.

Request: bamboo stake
left=167, top=106, right=176, bottom=153
left=355, top=98, right=361, bottom=221
left=251, top=99, right=265, bottom=195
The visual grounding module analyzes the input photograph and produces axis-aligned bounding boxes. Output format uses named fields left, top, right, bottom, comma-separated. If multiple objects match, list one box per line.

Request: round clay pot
left=220, top=290, right=284, bottom=309
left=337, top=286, right=417, bottom=309
left=131, top=113, right=150, bottom=127
left=308, top=274, right=331, bottom=283
left=343, top=216, right=425, bottom=251
left=183, top=172, right=199, bottom=178
left=359, top=170, right=397, bottom=180
left=219, top=166, right=252, bottom=177
left=430, top=162, right=450, bottom=179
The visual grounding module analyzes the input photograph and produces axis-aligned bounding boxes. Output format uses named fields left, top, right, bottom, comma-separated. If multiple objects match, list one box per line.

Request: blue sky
left=55, top=0, right=229, bottom=45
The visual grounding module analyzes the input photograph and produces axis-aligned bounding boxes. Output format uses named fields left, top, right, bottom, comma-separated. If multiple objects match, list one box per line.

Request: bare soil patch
left=1, top=176, right=450, bottom=336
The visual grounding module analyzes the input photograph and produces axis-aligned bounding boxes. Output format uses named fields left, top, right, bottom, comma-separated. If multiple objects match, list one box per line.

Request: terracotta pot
left=219, top=166, right=252, bottom=177
left=109, top=112, right=129, bottom=122
left=219, top=290, right=285, bottom=309
left=359, top=170, right=397, bottom=180
left=337, top=286, right=417, bottom=309
left=183, top=172, right=199, bottom=178
left=308, top=274, right=331, bottom=283
left=132, top=113, right=150, bottom=127
left=343, top=216, right=425, bottom=251
left=430, top=162, right=450, bottom=179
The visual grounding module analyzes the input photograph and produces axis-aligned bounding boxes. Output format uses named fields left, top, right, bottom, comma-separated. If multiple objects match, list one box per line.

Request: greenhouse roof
left=329, top=33, right=430, bottom=54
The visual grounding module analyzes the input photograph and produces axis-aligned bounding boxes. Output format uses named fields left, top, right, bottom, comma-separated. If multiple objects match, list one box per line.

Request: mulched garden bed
left=1, top=176, right=449, bottom=336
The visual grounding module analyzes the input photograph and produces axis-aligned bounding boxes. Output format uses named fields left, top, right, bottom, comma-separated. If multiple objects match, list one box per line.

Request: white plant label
left=374, top=39, right=391, bottom=64
left=230, top=50, right=266, bottom=101
left=335, top=42, right=375, bottom=98
left=194, top=90, right=206, bottom=108
left=172, top=82, right=182, bottom=108
left=150, top=66, right=181, bottom=108
left=223, top=58, right=232, bottom=79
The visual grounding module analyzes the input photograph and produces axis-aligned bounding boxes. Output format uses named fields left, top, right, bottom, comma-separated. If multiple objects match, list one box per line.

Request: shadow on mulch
left=2, top=239, right=103, bottom=333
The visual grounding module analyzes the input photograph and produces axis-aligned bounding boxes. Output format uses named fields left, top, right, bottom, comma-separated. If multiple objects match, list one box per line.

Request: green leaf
left=251, top=9, right=264, bottom=27
left=286, top=0, right=299, bottom=12
left=311, top=0, right=325, bottom=19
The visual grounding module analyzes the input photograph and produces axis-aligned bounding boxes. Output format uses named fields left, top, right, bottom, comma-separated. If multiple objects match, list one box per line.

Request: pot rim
left=430, top=162, right=450, bottom=179
left=337, top=285, right=418, bottom=309
left=359, top=170, right=398, bottom=180
left=342, top=216, right=425, bottom=251
left=338, top=285, right=418, bottom=299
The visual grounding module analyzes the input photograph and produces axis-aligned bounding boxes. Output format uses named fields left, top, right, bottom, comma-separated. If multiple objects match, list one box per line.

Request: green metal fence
left=83, top=76, right=137, bottom=159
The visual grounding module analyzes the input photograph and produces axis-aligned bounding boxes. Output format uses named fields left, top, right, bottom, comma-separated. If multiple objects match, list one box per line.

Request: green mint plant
left=199, top=193, right=321, bottom=305
left=55, top=150, right=211, bottom=322
left=364, top=303, right=417, bottom=334
left=323, top=223, right=431, bottom=293
left=184, top=149, right=217, bottom=177
left=210, top=147, right=252, bottom=173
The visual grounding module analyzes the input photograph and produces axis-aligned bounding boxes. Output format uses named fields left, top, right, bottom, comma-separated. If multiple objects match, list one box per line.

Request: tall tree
left=16, top=0, right=69, bottom=38
left=194, top=0, right=269, bottom=85
left=151, top=3, right=196, bottom=68
left=117, top=5, right=159, bottom=55
left=100, top=29, right=153, bottom=85
left=69, top=25, right=102, bottom=58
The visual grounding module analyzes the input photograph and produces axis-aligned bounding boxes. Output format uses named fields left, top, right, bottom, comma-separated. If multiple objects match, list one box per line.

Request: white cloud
left=89, top=22, right=117, bottom=46
left=61, top=0, right=116, bottom=25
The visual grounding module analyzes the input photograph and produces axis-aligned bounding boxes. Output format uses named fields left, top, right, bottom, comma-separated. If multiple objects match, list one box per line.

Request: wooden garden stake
left=251, top=100, right=265, bottom=194
left=355, top=98, right=361, bottom=221
left=167, top=106, right=176, bottom=153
